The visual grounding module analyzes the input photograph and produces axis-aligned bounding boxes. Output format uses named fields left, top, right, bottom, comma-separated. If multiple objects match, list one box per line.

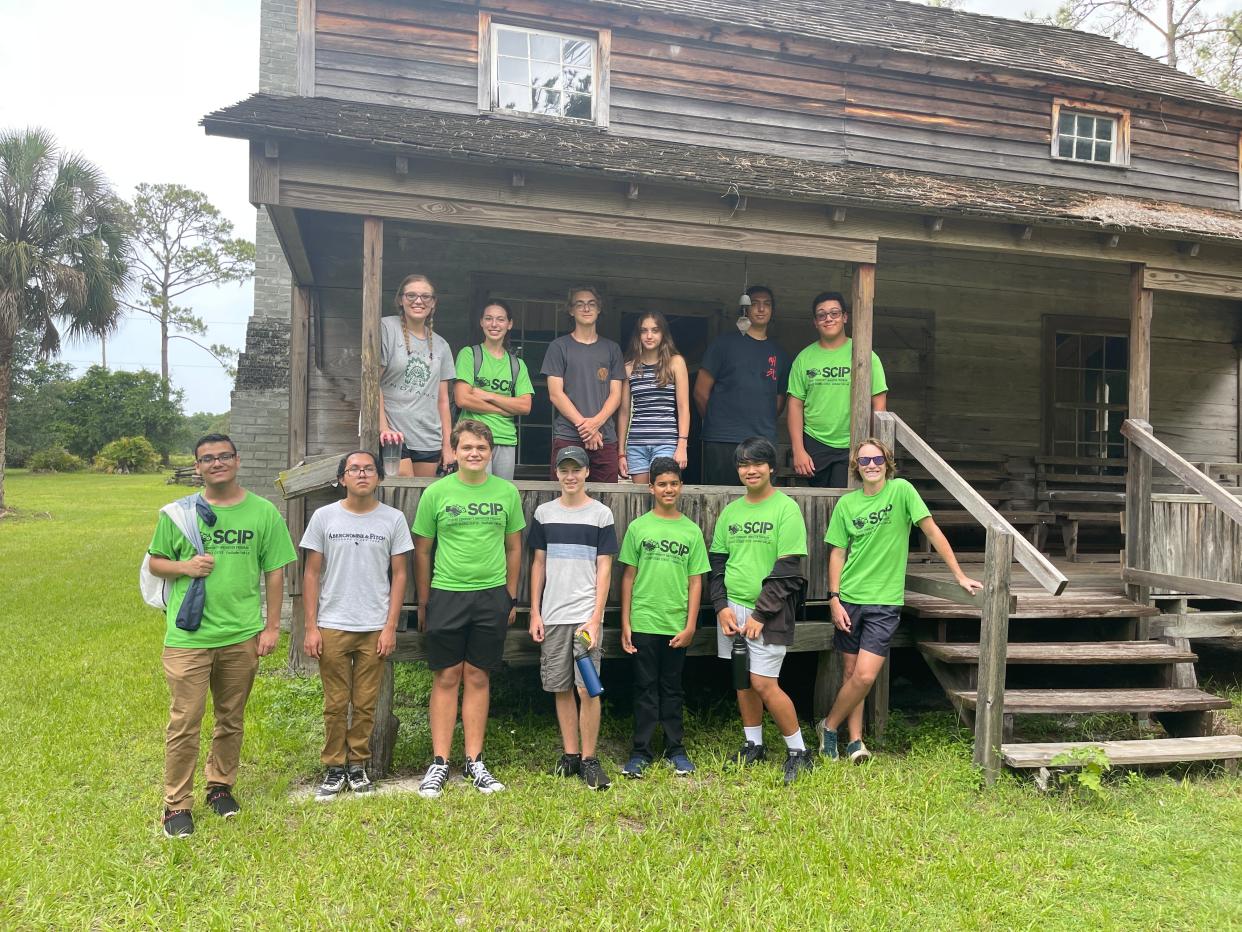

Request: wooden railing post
left=1125, top=418, right=1153, bottom=610
left=974, top=528, right=1013, bottom=785
left=360, top=216, right=384, bottom=453
left=849, top=262, right=876, bottom=487
left=1126, top=265, right=1153, bottom=617
left=287, top=284, right=314, bottom=673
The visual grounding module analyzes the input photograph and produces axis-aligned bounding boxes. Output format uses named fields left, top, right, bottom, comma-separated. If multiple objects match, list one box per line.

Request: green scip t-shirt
left=148, top=492, right=297, bottom=649
left=825, top=478, right=931, bottom=606
left=787, top=340, right=888, bottom=449
left=709, top=490, right=808, bottom=610
left=411, top=473, right=526, bottom=591
left=454, top=346, right=535, bottom=448
left=618, top=511, right=711, bottom=636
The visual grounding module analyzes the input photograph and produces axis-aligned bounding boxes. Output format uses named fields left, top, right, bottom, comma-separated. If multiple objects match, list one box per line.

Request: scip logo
left=852, top=517, right=866, bottom=530
left=444, top=504, right=464, bottom=517
left=728, top=523, right=741, bottom=535
left=641, top=539, right=658, bottom=552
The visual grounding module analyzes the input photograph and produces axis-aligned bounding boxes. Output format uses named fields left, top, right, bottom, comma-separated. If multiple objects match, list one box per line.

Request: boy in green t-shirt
left=787, top=291, right=888, bottom=488
left=708, top=438, right=813, bottom=784
left=147, top=434, right=297, bottom=838
left=619, top=457, right=710, bottom=778
left=411, top=420, right=525, bottom=799
left=821, top=438, right=980, bottom=763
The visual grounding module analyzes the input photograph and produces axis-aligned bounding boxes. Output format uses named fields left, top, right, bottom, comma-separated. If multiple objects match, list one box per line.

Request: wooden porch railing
left=875, top=412, right=1068, bottom=783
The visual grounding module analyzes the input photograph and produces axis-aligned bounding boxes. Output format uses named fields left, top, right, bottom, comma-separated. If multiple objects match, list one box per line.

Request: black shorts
left=834, top=602, right=902, bottom=657
left=424, top=585, right=513, bottom=672
left=402, top=447, right=440, bottom=464
left=804, top=434, right=850, bottom=489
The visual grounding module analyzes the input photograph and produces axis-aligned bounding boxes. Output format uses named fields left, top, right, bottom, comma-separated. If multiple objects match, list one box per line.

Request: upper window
left=485, top=22, right=604, bottom=125
left=1051, top=99, right=1130, bottom=167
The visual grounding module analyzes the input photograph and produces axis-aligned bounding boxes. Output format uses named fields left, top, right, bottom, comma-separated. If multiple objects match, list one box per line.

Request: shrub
left=28, top=447, right=86, bottom=473
left=93, top=436, right=161, bottom=474
left=167, top=453, right=195, bottom=469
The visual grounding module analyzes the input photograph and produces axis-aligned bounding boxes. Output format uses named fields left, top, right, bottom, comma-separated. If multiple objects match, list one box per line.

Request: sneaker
left=206, top=785, right=240, bottom=818
left=668, top=752, right=696, bottom=776
left=316, top=766, right=348, bottom=801
left=162, top=808, right=194, bottom=838
left=553, top=752, right=582, bottom=778
left=818, top=720, right=840, bottom=760
left=621, top=756, right=649, bottom=779
left=418, top=757, right=450, bottom=798
left=782, top=748, right=815, bottom=784
left=347, top=764, right=375, bottom=794
left=464, top=755, right=506, bottom=794
left=580, top=756, right=611, bottom=791
left=733, top=740, right=767, bottom=766
left=846, top=740, right=873, bottom=765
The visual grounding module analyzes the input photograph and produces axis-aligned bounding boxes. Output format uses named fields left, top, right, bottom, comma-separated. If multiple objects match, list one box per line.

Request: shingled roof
left=204, top=94, right=1242, bottom=246
left=588, top=0, right=1242, bottom=114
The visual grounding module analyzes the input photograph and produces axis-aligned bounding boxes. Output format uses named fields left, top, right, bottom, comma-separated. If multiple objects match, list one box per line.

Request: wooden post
left=849, top=263, right=876, bottom=462
left=360, top=217, right=384, bottom=453
left=369, top=661, right=399, bottom=776
left=973, top=528, right=1013, bottom=785
left=1126, top=265, right=1153, bottom=611
left=287, top=285, right=313, bottom=673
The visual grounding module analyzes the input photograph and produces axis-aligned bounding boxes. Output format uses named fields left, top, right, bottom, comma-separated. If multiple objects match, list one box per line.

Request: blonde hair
left=394, top=273, right=438, bottom=362
left=850, top=437, right=897, bottom=481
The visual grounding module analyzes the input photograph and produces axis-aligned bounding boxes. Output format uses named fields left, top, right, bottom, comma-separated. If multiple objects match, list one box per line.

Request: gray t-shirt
left=540, top=333, right=626, bottom=442
left=379, top=315, right=455, bottom=451
left=300, top=500, right=415, bottom=632
left=527, top=499, right=618, bottom=626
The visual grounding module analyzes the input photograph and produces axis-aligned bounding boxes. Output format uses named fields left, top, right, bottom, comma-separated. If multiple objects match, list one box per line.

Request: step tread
left=948, top=687, right=1231, bottom=713
left=905, top=591, right=1161, bottom=620
left=919, top=641, right=1197, bottom=665
left=1001, top=735, right=1242, bottom=768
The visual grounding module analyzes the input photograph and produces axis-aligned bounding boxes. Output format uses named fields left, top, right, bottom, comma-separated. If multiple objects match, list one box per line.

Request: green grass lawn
left=1, top=471, right=1240, bottom=929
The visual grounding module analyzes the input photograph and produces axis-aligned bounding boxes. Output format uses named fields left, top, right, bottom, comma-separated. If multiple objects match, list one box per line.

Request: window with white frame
left=1052, top=100, right=1129, bottom=166
left=490, top=23, right=598, bottom=122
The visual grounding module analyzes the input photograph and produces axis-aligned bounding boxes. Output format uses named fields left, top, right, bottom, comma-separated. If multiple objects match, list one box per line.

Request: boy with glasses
left=301, top=450, right=413, bottom=799
left=787, top=291, right=888, bottom=488
left=542, top=285, right=626, bottom=483
left=147, top=434, right=296, bottom=837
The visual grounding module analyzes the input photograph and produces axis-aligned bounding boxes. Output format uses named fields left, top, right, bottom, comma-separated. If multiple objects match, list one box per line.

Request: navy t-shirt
left=700, top=332, right=791, bottom=443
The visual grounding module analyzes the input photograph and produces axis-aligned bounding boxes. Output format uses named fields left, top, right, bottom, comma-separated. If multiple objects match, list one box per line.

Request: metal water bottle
left=575, top=630, right=604, bottom=698
left=731, top=634, right=750, bottom=690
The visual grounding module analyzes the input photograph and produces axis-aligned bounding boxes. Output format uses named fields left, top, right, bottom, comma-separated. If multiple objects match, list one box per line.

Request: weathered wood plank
left=1002, top=735, right=1242, bottom=769
left=919, top=641, right=1197, bottom=664
left=1122, top=568, right=1242, bottom=602
left=249, top=141, right=279, bottom=207
left=1148, top=612, right=1242, bottom=638
left=1123, top=419, right=1242, bottom=526
left=849, top=262, right=876, bottom=460
left=905, top=573, right=1011, bottom=611
left=1144, top=267, right=1242, bottom=299
left=360, top=216, right=383, bottom=452
left=952, top=687, right=1231, bottom=713
left=973, top=530, right=1012, bottom=783
left=297, top=0, right=316, bottom=96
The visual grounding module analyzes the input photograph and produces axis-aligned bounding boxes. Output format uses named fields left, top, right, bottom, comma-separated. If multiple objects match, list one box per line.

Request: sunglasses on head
left=857, top=455, right=886, bottom=467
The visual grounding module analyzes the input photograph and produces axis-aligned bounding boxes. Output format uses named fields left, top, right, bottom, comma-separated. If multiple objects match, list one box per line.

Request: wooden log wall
left=1150, top=495, right=1242, bottom=587
left=313, top=0, right=1241, bottom=208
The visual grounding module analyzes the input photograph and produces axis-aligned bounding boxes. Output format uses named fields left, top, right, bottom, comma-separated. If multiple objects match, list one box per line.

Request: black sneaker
left=782, top=749, right=814, bottom=785
left=734, top=740, right=767, bottom=766
left=206, top=785, right=240, bottom=818
left=418, top=757, right=450, bottom=799
left=162, top=808, right=193, bottom=838
left=553, top=752, right=582, bottom=778
left=580, top=756, right=611, bottom=791
left=464, top=755, right=506, bottom=794
left=347, top=764, right=375, bottom=795
left=316, top=767, right=348, bottom=801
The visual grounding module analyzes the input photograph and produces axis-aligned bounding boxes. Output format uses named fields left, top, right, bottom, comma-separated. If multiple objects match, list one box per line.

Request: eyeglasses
left=403, top=292, right=436, bottom=303
left=815, top=310, right=845, bottom=322
left=857, top=455, right=886, bottom=467
left=196, top=452, right=237, bottom=465
left=570, top=300, right=600, bottom=310
left=344, top=465, right=378, bottom=476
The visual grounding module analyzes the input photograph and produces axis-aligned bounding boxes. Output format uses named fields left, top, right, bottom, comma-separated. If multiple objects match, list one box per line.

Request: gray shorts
left=540, top=624, right=601, bottom=692
left=715, top=602, right=787, bottom=678
left=834, top=602, right=902, bottom=657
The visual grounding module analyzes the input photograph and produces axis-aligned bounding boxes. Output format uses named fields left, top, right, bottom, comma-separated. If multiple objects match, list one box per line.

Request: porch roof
left=204, top=94, right=1242, bottom=247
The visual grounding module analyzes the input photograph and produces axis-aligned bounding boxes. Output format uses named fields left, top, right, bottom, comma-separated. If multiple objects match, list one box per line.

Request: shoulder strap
left=508, top=351, right=519, bottom=396
left=472, top=344, right=483, bottom=383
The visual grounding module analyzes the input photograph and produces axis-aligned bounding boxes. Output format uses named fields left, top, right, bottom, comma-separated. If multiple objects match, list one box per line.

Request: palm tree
left=0, top=128, right=129, bottom=511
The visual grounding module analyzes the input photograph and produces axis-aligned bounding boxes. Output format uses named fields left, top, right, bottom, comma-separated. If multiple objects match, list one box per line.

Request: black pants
left=701, top=441, right=741, bottom=486
left=631, top=632, right=688, bottom=759
left=804, top=434, right=850, bottom=489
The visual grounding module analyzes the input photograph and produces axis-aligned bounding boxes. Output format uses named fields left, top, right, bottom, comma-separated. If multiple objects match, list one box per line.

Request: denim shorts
left=626, top=443, right=678, bottom=476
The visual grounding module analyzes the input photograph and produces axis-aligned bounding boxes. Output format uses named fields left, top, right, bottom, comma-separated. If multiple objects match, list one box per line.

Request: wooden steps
left=919, top=641, right=1197, bottom=665
left=1001, top=736, right=1242, bottom=769
left=905, top=588, right=1160, bottom=619
left=948, top=687, right=1231, bottom=714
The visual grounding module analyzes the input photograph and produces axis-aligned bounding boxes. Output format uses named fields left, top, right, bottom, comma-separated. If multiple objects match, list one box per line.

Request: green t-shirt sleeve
left=903, top=480, right=932, bottom=526
left=149, top=512, right=184, bottom=559
left=709, top=514, right=727, bottom=554
left=515, top=358, right=534, bottom=397
left=411, top=486, right=439, bottom=539
left=688, top=530, right=711, bottom=575
left=454, top=347, right=474, bottom=383
left=618, top=523, right=639, bottom=567
left=787, top=352, right=808, bottom=401
left=504, top=485, right=526, bottom=534
left=260, top=504, right=298, bottom=572
left=825, top=501, right=849, bottom=549
left=778, top=497, right=809, bottom=557
left=871, top=352, right=888, bottom=395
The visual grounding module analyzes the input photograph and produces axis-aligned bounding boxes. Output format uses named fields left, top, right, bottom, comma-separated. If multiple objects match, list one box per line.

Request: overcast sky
left=0, top=0, right=1233, bottom=413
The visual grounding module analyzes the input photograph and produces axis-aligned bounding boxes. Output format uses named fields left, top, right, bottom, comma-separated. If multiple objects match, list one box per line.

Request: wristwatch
left=827, top=591, right=840, bottom=601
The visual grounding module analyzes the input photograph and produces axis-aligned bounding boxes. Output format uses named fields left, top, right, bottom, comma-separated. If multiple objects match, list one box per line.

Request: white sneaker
left=418, top=757, right=450, bottom=798
left=465, top=755, right=506, bottom=794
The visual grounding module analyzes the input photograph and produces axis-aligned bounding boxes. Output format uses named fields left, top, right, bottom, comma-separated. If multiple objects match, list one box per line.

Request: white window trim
left=478, top=13, right=610, bottom=129
left=1051, top=98, right=1130, bottom=168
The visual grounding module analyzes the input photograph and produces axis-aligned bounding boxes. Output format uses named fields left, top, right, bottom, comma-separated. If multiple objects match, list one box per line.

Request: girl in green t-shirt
left=821, top=438, right=981, bottom=764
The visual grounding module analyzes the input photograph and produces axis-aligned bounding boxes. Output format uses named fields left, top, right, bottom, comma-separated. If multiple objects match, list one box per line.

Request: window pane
left=565, top=93, right=592, bottom=120
left=528, top=389, right=554, bottom=422
left=1095, top=118, right=1114, bottom=141
left=1105, top=336, right=1127, bottom=370
left=1054, top=409, right=1076, bottom=444
left=1055, top=367, right=1080, bottom=403
left=497, top=56, right=527, bottom=84
left=563, top=67, right=592, bottom=95
left=519, top=342, right=548, bottom=373
left=1106, top=410, right=1125, bottom=447
left=532, top=88, right=561, bottom=115
left=1055, top=333, right=1080, bottom=368
left=1084, top=369, right=1105, bottom=404
left=1105, top=370, right=1128, bottom=405
left=496, top=29, right=527, bottom=57
left=497, top=83, right=529, bottom=111
left=1075, top=137, right=1093, bottom=160
left=1058, top=111, right=1076, bottom=135
left=529, top=58, right=560, bottom=88
left=530, top=33, right=561, bottom=62
left=1082, top=335, right=1104, bottom=370
left=1058, top=136, right=1074, bottom=158
left=1079, top=409, right=1099, bottom=444
left=563, top=39, right=593, bottom=67
left=1094, top=141, right=1111, bottom=163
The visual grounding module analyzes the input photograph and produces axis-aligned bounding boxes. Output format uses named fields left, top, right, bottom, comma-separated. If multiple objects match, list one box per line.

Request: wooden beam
left=1143, top=267, right=1242, bottom=299
left=849, top=263, right=876, bottom=462
left=264, top=139, right=280, bottom=160
left=1122, top=568, right=1242, bottom=602
left=1126, top=267, right=1153, bottom=610
left=286, top=285, right=311, bottom=672
left=974, top=529, right=1013, bottom=786
left=360, top=216, right=383, bottom=452
left=1122, top=419, right=1242, bottom=525
left=476, top=12, right=493, bottom=112
left=1149, top=612, right=1242, bottom=638
left=266, top=206, right=314, bottom=286
left=906, top=573, right=1015, bottom=612
left=248, top=141, right=279, bottom=207
left=295, top=0, right=315, bottom=97
left=1128, top=264, right=1152, bottom=422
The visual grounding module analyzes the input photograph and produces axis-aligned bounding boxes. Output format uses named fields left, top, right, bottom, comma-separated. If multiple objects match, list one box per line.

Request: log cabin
left=203, top=0, right=1242, bottom=779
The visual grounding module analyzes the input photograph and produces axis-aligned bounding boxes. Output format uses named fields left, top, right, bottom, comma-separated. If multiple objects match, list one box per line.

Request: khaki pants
left=162, top=636, right=259, bottom=811
left=319, top=628, right=384, bottom=767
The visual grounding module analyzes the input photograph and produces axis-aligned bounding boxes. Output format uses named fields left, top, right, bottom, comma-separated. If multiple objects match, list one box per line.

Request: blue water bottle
left=575, top=630, right=604, bottom=698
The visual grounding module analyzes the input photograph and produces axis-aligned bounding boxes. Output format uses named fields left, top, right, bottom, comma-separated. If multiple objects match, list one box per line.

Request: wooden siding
left=313, top=0, right=1241, bottom=209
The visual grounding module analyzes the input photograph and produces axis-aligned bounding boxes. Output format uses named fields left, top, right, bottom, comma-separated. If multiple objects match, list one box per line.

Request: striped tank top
left=627, top=362, right=678, bottom=446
